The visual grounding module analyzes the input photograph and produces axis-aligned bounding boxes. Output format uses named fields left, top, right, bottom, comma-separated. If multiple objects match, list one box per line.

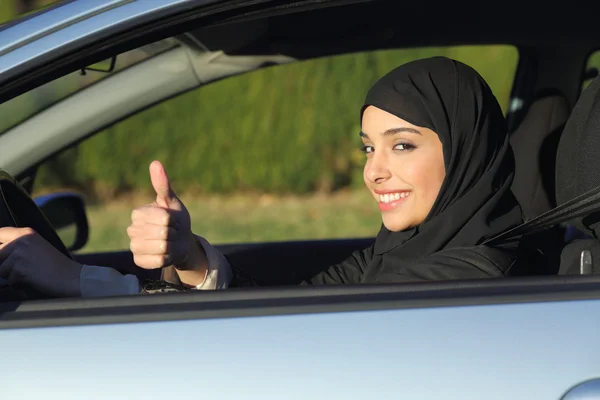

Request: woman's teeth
left=379, top=192, right=410, bottom=203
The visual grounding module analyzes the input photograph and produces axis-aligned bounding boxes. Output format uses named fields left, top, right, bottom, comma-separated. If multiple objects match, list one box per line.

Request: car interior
left=2, top=0, right=600, bottom=305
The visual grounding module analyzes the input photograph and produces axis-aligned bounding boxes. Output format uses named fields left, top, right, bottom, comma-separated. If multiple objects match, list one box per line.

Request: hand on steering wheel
left=0, top=227, right=82, bottom=297
left=0, top=170, right=82, bottom=299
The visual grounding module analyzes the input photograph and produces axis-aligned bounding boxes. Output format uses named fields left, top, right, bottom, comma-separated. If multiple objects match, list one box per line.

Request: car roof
left=2, top=0, right=599, bottom=65
left=0, top=0, right=599, bottom=103
left=0, top=0, right=207, bottom=73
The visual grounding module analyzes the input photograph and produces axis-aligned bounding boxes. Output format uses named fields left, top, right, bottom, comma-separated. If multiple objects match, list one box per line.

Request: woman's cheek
left=402, top=154, right=444, bottom=211
left=418, top=154, right=445, bottom=207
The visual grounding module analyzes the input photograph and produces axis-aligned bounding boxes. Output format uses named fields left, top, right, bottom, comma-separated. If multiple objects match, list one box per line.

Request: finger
left=127, top=225, right=177, bottom=241
left=0, top=227, right=35, bottom=245
left=133, top=254, right=173, bottom=270
left=130, top=239, right=184, bottom=256
left=131, top=206, right=175, bottom=227
left=149, top=161, right=180, bottom=209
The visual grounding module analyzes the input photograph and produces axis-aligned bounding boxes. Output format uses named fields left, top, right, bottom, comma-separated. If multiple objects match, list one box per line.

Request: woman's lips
left=377, top=191, right=411, bottom=211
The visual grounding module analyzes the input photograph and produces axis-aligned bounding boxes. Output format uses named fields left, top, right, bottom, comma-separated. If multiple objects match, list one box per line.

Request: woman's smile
left=375, top=189, right=412, bottom=211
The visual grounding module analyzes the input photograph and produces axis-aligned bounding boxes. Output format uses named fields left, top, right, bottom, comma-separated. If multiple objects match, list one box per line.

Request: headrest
left=510, top=90, right=569, bottom=219
left=556, top=77, right=600, bottom=236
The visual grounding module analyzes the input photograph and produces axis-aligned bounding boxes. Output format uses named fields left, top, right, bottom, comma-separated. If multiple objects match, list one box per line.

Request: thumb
left=149, top=161, right=180, bottom=209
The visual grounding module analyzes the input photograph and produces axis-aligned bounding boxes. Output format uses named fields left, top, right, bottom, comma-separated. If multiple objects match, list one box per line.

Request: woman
left=0, top=57, right=525, bottom=297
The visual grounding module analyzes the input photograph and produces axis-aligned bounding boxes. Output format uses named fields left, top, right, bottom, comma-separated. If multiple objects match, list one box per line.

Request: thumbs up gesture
left=128, top=161, right=207, bottom=279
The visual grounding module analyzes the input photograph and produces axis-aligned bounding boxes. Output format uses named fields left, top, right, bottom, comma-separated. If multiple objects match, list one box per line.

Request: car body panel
left=0, top=0, right=209, bottom=75
left=2, top=299, right=599, bottom=399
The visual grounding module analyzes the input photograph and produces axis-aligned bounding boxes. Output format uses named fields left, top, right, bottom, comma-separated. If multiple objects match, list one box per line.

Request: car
left=1, top=0, right=600, bottom=398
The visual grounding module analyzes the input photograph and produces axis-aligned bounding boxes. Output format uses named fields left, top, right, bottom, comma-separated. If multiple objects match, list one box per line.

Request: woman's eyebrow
left=383, top=127, right=422, bottom=136
left=359, top=127, right=422, bottom=139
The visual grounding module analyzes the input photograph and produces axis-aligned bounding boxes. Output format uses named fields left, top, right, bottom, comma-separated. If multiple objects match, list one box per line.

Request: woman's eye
left=361, top=145, right=374, bottom=154
left=393, top=143, right=414, bottom=151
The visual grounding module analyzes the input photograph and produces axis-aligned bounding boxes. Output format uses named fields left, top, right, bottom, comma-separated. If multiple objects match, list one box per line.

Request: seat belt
left=484, top=184, right=600, bottom=245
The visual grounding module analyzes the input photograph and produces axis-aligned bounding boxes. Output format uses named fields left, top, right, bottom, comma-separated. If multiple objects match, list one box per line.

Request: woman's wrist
left=174, top=234, right=209, bottom=287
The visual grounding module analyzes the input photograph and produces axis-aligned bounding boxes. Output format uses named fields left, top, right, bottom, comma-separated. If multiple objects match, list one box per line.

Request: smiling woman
left=291, top=56, right=524, bottom=286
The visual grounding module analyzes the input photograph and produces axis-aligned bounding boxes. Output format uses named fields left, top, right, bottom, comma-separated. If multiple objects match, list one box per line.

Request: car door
left=1, top=2, right=600, bottom=399
left=2, top=277, right=600, bottom=399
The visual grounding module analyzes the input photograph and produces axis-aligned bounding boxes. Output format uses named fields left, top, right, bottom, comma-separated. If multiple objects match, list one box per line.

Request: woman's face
left=361, top=106, right=446, bottom=232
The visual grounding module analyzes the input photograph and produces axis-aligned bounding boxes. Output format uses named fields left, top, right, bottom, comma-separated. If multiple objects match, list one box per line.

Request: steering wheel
left=0, top=169, right=70, bottom=301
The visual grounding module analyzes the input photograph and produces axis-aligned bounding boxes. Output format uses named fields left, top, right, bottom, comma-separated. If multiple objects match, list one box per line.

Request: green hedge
left=0, top=0, right=518, bottom=198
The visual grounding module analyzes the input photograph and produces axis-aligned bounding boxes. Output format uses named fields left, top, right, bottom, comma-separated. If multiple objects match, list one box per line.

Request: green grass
left=80, top=190, right=382, bottom=253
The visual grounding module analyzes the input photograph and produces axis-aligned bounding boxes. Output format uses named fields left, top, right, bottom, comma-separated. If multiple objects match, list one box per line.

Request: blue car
left=0, top=1, right=600, bottom=399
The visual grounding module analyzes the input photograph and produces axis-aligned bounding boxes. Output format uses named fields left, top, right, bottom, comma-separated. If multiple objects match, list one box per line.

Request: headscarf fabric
left=360, top=57, right=522, bottom=282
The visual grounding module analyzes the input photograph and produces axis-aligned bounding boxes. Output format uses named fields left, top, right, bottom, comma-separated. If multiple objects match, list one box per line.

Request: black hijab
left=361, top=57, right=522, bottom=281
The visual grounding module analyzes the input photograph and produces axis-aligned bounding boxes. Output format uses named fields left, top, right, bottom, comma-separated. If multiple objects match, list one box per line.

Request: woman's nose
left=366, top=152, right=392, bottom=184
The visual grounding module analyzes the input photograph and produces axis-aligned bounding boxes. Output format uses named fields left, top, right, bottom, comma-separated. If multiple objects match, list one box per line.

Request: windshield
left=0, top=38, right=180, bottom=135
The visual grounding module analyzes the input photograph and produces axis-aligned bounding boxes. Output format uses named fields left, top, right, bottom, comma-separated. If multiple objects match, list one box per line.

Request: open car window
left=30, top=42, right=519, bottom=253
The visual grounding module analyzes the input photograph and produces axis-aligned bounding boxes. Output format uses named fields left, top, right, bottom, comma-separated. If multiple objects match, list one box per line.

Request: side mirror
left=34, top=192, right=89, bottom=252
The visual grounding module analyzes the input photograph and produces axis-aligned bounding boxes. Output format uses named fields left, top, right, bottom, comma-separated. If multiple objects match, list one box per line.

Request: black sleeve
left=229, top=244, right=517, bottom=287
left=375, top=245, right=518, bottom=283
left=229, top=244, right=374, bottom=287
left=301, top=244, right=374, bottom=285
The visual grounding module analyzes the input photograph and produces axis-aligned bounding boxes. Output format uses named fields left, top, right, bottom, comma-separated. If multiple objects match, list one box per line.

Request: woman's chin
left=381, top=217, right=411, bottom=232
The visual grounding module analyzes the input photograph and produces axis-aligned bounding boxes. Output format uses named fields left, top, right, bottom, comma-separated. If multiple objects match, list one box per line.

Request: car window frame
left=2, top=274, right=600, bottom=329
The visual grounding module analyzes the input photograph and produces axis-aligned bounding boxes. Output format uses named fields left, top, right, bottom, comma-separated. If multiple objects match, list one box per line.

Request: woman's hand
left=0, top=227, right=83, bottom=297
left=127, top=161, right=208, bottom=287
